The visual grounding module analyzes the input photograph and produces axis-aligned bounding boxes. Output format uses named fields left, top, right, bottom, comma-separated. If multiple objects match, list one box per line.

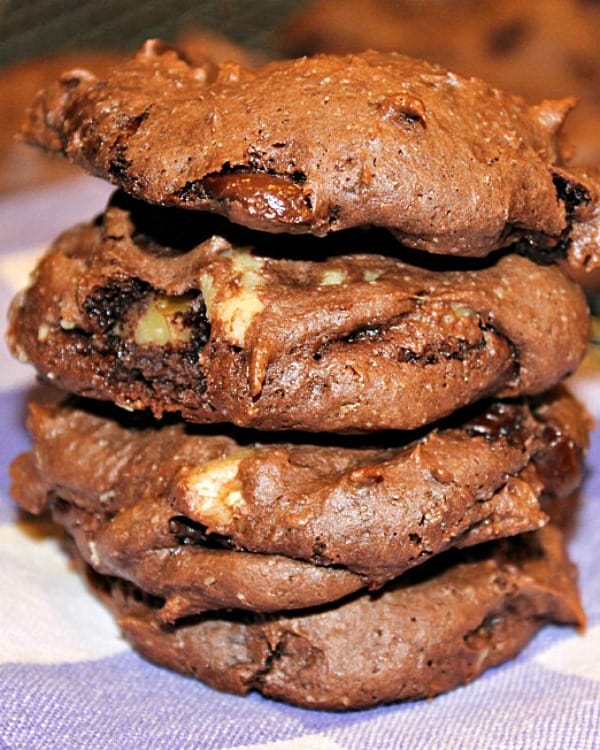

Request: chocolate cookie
left=20, top=40, right=600, bottom=268
left=10, top=388, right=588, bottom=618
left=7, top=194, right=590, bottom=432
left=79, top=525, right=585, bottom=709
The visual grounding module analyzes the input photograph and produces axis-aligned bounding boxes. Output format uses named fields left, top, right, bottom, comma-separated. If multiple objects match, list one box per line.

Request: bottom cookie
left=82, top=525, right=582, bottom=710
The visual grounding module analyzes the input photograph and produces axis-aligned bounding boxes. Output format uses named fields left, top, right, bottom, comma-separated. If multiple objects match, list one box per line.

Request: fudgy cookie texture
left=282, top=0, right=600, bottom=164
left=10, top=388, right=589, bottom=618
left=77, top=525, right=584, bottom=709
left=20, top=39, right=600, bottom=268
left=7, top=194, right=590, bottom=432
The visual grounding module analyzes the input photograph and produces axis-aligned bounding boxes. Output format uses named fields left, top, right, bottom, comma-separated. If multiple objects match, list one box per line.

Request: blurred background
left=0, top=0, right=299, bottom=194
left=0, top=0, right=304, bottom=66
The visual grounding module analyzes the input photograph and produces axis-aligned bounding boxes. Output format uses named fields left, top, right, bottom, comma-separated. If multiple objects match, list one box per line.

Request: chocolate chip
left=202, top=170, right=314, bottom=224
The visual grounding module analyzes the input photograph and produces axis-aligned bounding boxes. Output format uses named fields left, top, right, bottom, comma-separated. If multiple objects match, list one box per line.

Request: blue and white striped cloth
left=1, top=177, right=598, bottom=750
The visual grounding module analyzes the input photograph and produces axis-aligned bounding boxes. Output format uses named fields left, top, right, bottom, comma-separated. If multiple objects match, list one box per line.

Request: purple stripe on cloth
left=0, top=387, right=32, bottom=520
left=583, top=424, right=600, bottom=498
left=568, top=432, right=600, bottom=624
left=0, top=654, right=352, bottom=750
left=0, top=650, right=598, bottom=750
left=328, top=659, right=600, bottom=750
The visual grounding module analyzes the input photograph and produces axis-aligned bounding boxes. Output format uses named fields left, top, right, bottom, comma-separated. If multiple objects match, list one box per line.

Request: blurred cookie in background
left=282, top=0, right=600, bottom=165
left=176, top=28, right=266, bottom=68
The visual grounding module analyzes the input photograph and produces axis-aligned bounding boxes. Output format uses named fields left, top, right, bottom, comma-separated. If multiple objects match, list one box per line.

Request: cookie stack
left=8, top=41, right=598, bottom=709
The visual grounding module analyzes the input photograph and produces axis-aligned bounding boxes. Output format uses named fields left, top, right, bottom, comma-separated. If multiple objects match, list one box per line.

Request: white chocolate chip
left=182, top=449, right=255, bottom=528
left=450, top=302, right=476, bottom=318
left=37, top=324, right=50, bottom=342
left=200, top=249, right=265, bottom=347
left=199, top=273, right=216, bottom=320
left=88, top=541, right=100, bottom=567
left=363, top=269, right=384, bottom=282
left=319, top=269, right=347, bottom=286
left=133, top=295, right=192, bottom=346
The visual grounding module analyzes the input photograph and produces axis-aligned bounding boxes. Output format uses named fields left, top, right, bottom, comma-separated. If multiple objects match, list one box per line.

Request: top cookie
left=21, top=40, right=600, bottom=268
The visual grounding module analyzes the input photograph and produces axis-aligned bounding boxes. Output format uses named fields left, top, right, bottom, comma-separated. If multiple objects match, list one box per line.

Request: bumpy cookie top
left=20, top=40, right=600, bottom=266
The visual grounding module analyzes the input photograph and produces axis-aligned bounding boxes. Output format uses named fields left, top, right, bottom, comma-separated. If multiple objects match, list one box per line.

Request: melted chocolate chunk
left=552, top=173, right=591, bottom=217
left=202, top=171, right=314, bottom=224
left=533, top=424, right=584, bottom=499
left=464, top=402, right=524, bottom=446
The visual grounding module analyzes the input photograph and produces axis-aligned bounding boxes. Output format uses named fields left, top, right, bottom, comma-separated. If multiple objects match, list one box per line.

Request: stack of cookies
left=8, top=41, right=599, bottom=709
